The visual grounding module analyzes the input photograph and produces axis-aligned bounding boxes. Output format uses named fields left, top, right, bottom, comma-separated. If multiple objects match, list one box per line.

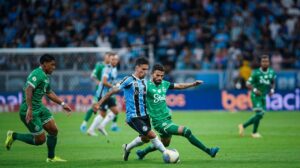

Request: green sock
left=112, top=115, right=118, bottom=123
left=253, top=112, right=263, bottom=133
left=84, top=108, right=94, bottom=122
left=243, top=115, right=256, bottom=128
left=142, top=144, right=156, bottom=155
left=187, top=134, right=210, bottom=154
left=13, top=132, right=35, bottom=145
left=47, top=135, right=57, bottom=159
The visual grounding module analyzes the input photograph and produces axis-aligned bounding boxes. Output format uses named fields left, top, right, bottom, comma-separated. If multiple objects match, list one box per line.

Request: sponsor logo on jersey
left=154, top=94, right=166, bottom=103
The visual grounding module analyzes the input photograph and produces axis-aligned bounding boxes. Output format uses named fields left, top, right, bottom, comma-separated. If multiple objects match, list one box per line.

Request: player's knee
left=35, top=134, right=46, bottom=145
left=182, top=127, right=192, bottom=138
left=49, top=128, right=58, bottom=136
left=163, top=141, right=170, bottom=147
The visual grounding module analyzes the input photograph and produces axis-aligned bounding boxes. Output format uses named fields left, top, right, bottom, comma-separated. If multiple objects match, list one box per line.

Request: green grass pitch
left=0, top=111, right=300, bottom=168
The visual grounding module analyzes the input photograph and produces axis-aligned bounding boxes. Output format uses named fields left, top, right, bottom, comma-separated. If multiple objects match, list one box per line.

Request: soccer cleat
left=111, top=125, right=120, bottom=132
left=46, top=156, right=67, bottom=162
left=209, top=147, right=220, bottom=158
left=98, top=127, right=108, bottom=136
left=136, top=150, right=146, bottom=160
left=251, top=133, right=262, bottom=138
left=238, top=124, right=244, bottom=137
left=122, top=144, right=130, bottom=161
left=5, top=130, right=14, bottom=151
left=80, top=123, right=87, bottom=133
left=87, top=130, right=98, bottom=136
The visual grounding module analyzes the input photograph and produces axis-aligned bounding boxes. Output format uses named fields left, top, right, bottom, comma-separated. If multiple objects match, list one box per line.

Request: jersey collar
left=259, top=67, right=269, bottom=74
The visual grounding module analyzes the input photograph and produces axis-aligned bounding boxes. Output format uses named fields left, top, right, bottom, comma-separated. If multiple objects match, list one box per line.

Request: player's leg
left=87, top=111, right=105, bottom=136
left=252, top=97, right=266, bottom=138
left=80, top=96, right=98, bottom=132
left=98, top=97, right=118, bottom=136
left=111, top=115, right=120, bottom=132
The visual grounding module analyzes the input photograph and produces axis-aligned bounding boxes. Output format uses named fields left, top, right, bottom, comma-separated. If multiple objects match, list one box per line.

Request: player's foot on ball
left=98, top=127, right=108, bottom=136
left=5, top=130, right=14, bottom=151
left=122, top=144, right=130, bottom=161
left=238, top=124, right=244, bottom=137
left=251, top=133, right=262, bottom=138
left=46, top=156, right=67, bottom=162
left=209, top=147, right=220, bottom=158
left=87, top=130, right=98, bottom=136
left=80, top=124, right=87, bottom=133
left=111, top=125, right=120, bottom=132
left=136, top=150, right=146, bottom=160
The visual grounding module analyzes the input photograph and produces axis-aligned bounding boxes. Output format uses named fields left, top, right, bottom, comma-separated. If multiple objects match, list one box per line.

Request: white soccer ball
left=163, top=149, right=180, bottom=163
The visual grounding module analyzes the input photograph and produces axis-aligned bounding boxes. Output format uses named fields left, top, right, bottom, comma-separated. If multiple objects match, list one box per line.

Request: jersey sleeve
left=46, top=83, right=52, bottom=93
left=118, top=76, right=133, bottom=90
left=164, top=80, right=174, bottom=90
left=246, top=71, right=256, bottom=86
left=26, top=72, right=41, bottom=89
left=101, top=66, right=110, bottom=80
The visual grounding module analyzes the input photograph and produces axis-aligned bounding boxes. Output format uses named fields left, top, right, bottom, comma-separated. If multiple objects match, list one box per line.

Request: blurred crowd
left=1, top=0, right=300, bottom=71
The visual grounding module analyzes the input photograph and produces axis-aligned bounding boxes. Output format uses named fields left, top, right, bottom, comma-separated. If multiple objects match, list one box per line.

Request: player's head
left=260, top=54, right=270, bottom=70
left=104, top=52, right=113, bottom=64
left=110, top=53, right=119, bottom=67
left=134, top=57, right=149, bottom=79
left=151, top=64, right=165, bottom=85
left=40, top=54, right=56, bottom=74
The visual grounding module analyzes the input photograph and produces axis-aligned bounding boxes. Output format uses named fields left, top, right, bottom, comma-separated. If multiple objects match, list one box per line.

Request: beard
left=154, top=79, right=162, bottom=85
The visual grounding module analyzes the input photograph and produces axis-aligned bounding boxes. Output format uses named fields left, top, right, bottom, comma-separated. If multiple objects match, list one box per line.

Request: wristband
left=253, top=88, right=258, bottom=92
left=60, top=102, right=65, bottom=106
left=270, top=89, right=275, bottom=94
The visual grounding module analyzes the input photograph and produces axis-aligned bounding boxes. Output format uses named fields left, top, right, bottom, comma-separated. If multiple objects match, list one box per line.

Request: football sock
left=47, top=134, right=57, bottom=159
left=88, top=115, right=103, bottom=132
left=142, top=145, right=156, bottom=154
left=243, top=115, right=256, bottom=128
left=183, top=128, right=210, bottom=154
left=12, top=132, right=35, bottom=145
left=126, top=136, right=144, bottom=151
left=150, top=137, right=166, bottom=153
left=99, top=111, right=115, bottom=129
left=253, top=112, right=263, bottom=133
left=84, top=108, right=94, bottom=122
left=112, top=115, right=118, bottom=123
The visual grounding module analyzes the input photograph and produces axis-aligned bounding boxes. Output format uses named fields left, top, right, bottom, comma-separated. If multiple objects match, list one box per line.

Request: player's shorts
left=19, top=103, right=53, bottom=135
left=97, top=96, right=117, bottom=112
left=127, top=116, right=151, bottom=136
left=153, top=117, right=180, bottom=138
left=251, top=94, right=266, bottom=112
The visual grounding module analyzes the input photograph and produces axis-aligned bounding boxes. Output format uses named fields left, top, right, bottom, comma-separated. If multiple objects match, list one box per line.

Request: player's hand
left=63, top=104, right=72, bottom=116
left=269, top=89, right=275, bottom=97
left=194, top=80, right=204, bottom=86
left=26, top=108, right=33, bottom=123
left=93, top=103, right=100, bottom=112
left=254, top=90, right=262, bottom=96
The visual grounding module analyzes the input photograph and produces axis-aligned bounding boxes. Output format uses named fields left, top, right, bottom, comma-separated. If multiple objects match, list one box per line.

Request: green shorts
left=251, top=94, right=266, bottom=112
left=19, top=103, right=53, bottom=135
left=153, top=118, right=181, bottom=138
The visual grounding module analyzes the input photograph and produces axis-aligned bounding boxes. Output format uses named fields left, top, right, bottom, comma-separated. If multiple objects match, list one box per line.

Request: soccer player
left=136, top=64, right=220, bottom=160
left=80, top=52, right=120, bottom=133
left=4, top=54, right=72, bottom=162
left=87, top=53, right=120, bottom=137
left=94, top=57, right=167, bottom=161
left=238, top=55, right=276, bottom=138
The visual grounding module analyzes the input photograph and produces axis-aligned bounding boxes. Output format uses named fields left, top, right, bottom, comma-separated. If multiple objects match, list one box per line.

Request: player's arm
left=25, top=85, right=34, bottom=123
left=246, top=73, right=261, bottom=96
left=94, top=87, right=120, bottom=110
left=90, top=66, right=101, bottom=85
left=269, top=78, right=276, bottom=96
left=46, top=91, right=72, bottom=112
left=102, top=75, right=113, bottom=88
left=173, top=80, right=203, bottom=90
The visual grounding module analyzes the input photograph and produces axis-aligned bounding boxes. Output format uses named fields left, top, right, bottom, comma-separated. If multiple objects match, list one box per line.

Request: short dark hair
left=260, top=54, right=269, bottom=60
left=40, top=54, right=55, bottom=64
left=105, top=51, right=115, bottom=56
left=152, top=64, right=165, bottom=73
left=135, top=57, right=149, bottom=66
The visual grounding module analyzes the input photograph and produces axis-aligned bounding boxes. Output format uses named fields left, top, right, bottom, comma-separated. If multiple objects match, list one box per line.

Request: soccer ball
left=163, top=149, right=180, bottom=163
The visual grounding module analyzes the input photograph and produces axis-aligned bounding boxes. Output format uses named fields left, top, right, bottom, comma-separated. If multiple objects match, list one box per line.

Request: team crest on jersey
left=142, top=126, right=148, bottom=132
left=35, top=126, right=40, bottom=131
left=32, top=76, right=37, bottom=81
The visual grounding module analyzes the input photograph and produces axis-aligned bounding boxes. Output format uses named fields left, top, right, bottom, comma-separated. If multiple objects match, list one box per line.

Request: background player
left=80, top=52, right=120, bottom=133
left=136, top=64, right=219, bottom=159
left=239, top=55, right=276, bottom=138
left=5, top=54, right=72, bottom=162
left=87, top=53, right=120, bottom=137
left=94, top=57, right=167, bottom=161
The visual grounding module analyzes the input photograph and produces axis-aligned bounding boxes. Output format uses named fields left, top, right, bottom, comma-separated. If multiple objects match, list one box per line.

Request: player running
left=136, top=64, right=219, bottom=159
left=239, top=55, right=276, bottom=138
left=94, top=57, right=167, bottom=161
left=4, top=54, right=72, bottom=162
left=87, top=53, right=120, bottom=138
left=80, top=52, right=119, bottom=134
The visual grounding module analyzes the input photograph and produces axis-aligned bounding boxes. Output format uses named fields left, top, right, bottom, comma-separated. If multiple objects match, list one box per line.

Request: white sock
left=126, top=136, right=144, bottom=152
left=99, top=111, right=116, bottom=130
left=151, top=137, right=166, bottom=153
left=87, top=115, right=103, bottom=132
left=81, top=121, right=87, bottom=126
left=111, top=122, right=118, bottom=128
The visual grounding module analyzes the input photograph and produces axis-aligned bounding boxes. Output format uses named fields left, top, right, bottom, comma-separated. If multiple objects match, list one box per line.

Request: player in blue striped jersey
left=94, top=57, right=166, bottom=161
left=87, top=54, right=120, bottom=137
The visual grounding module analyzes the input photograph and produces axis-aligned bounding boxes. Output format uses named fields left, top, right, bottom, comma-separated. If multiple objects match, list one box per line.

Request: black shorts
left=127, top=116, right=151, bottom=136
left=98, top=97, right=117, bottom=112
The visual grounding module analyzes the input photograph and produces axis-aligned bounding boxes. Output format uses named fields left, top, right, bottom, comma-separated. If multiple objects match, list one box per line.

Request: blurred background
left=0, top=0, right=299, bottom=112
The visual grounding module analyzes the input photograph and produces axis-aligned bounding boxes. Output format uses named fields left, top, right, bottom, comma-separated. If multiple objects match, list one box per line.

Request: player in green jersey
left=239, top=55, right=276, bottom=138
left=80, top=52, right=120, bottom=133
left=136, top=64, right=220, bottom=160
left=4, top=54, right=72, bottom=162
